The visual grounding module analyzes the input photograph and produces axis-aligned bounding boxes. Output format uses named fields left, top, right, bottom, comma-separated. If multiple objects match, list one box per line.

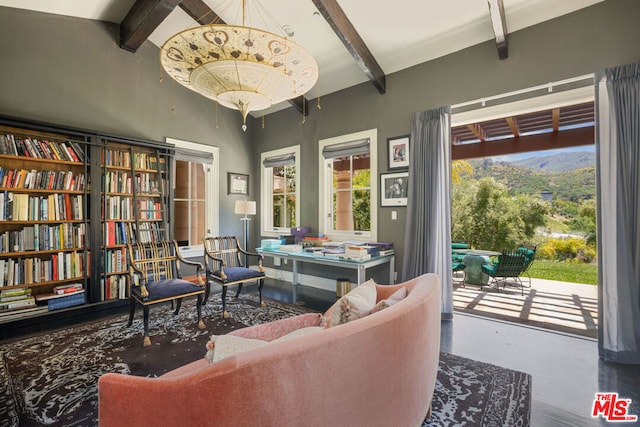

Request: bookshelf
left=0, top=115, right=173, bottom=326
left=0, top=122, right=90, bottom=315
left=97, top=141, right=171, bottom=302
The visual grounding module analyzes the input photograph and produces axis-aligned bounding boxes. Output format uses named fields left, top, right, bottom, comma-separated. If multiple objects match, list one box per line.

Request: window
left=167, top=138, right=219, bottom=258
left=318, top=129, right=377, bottom=241
left=261, top=145, right=300, bottom=236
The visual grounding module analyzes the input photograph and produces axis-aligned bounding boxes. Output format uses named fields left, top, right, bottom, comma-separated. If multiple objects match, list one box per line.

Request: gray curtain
left=596, top=62, right=640, bottom=364
left=402, top=106, right=453, bottom=318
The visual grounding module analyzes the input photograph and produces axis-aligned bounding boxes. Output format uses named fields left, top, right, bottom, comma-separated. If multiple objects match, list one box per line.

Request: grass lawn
left=528, top=259, right=598, bottom=285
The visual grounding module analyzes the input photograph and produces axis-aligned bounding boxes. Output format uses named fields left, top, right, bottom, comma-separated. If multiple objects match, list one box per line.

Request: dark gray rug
left=0, top=295, right=531, bottom=427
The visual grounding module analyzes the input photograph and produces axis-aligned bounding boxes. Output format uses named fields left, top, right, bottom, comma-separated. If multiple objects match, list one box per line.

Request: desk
left=462, top=250, right=501, bottom=285
left=257, top=248, right=395, bottom=286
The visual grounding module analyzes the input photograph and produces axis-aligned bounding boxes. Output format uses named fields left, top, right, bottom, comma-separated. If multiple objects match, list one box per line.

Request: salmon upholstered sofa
left=98, top=273, right=441, bottom=427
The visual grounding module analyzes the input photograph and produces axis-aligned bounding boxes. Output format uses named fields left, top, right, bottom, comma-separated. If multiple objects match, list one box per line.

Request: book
left=53, top=282, right=83, bottom=295
left=47, top=291, right=85, bottom=311
left=0, top=296, right=36, bottom=311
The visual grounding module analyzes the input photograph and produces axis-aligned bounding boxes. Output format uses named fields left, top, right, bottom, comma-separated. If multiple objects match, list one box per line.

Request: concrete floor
left=257, top=278, right=640, bottom=427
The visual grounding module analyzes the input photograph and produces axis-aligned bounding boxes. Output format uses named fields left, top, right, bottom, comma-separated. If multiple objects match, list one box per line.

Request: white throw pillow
left=272, top=326, right=325, bottom=343
left=326, top=279, right=377, bottom=327
left=205, top=334, right=268, bottom=363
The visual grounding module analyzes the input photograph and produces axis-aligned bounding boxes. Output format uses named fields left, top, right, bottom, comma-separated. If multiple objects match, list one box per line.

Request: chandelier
left=160, top=1, right=318, bottom=131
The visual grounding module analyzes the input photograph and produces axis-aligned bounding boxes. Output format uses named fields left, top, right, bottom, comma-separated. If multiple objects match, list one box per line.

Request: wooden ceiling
left=451, top=102, right=595, bottom=160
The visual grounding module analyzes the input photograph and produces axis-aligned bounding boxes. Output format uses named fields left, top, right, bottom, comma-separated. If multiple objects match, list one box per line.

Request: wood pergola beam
left=311, top=0, right=386, bottom=94
left=120, top=0, right=182, bottom=53
left=452, top=126, right=594, bottom=160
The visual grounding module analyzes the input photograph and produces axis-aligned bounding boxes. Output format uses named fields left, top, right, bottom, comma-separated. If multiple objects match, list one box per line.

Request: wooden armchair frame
left=127, top=240, right=206, bottom=346
left=203, top=236, right=265, bottom=319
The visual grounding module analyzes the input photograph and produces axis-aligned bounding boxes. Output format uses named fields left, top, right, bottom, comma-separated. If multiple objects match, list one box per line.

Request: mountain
left=467, top=156, right=595, bottom=202
left=510, top=152, right=595, bottom=173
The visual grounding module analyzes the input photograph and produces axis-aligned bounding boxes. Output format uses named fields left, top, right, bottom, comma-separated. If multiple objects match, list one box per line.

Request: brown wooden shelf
left=0, top=153, right=84, bottom=166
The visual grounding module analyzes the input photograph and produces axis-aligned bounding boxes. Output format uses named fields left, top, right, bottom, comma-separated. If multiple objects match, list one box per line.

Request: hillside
left=468, top=157, right=595, bottom=201
left=511, top=151, right=595, bottom=173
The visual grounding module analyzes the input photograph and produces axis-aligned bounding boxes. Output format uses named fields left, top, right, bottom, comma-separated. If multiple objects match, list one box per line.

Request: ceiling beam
left=311, top=0, right=386, bottom=94
left=179, top=0, right=222, bottom=24
left=120, top=0, right=182, bottom=53
left=452, top=126, right=594, bottom=160
left=487, top=0, right=508, bottom=60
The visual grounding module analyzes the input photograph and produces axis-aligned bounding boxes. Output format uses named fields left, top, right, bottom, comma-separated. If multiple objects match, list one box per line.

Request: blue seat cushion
left=452, top=262, right=466, bottom=271
left=135, top=278, right=204, bottom=301
left=482, top=264, right=497, bottom=276
left=213, top=267, right=265, bottom=284
left=452, top=242, right=469, bottom=250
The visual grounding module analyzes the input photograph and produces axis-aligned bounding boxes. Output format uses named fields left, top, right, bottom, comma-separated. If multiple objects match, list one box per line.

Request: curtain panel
left=596, top=62, right=640, bottom=364
left=402, top=106, right=453, bottom=318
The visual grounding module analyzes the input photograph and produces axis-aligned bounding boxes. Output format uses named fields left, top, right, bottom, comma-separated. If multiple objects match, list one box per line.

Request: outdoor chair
left=127, top=240, right=206, bottom=346
left=203, top=236, right=266, bottom=319
left=481, top=249, right=528, bottom=295
left=517, top=244, right=537, bottom=287
left=452, top=261, right=466, bottom=285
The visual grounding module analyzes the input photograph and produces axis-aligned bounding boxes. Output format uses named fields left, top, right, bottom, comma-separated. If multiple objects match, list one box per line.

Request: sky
left=492, top=145, right=595, bottom=163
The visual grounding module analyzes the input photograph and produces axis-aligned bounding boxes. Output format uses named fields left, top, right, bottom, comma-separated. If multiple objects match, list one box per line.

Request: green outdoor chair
left=517, top=244, right=537, bottom=287
left=452, top=261, right=466, bottom=285
left=481, top=250, right=528, bottom=295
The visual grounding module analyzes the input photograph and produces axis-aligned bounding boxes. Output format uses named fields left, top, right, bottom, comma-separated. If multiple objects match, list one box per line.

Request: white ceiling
left=0, top=0, right=602, bottom=113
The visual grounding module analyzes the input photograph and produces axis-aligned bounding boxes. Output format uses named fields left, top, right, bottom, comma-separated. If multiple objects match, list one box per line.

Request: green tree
left=452, top=177, right=548, bottom=251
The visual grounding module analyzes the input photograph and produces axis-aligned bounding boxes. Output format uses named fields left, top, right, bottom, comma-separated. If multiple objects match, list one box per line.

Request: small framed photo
left=388, top=135, right=410, bottom=169
left=380, top=171, right=408, bottom=206
left=227, top=172, right=249, bottom=195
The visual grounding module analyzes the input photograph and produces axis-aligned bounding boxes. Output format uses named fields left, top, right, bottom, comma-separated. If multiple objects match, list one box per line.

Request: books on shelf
left=45, top=290, right=86, bottom=311
left=0, top=288, right=36, bottom=312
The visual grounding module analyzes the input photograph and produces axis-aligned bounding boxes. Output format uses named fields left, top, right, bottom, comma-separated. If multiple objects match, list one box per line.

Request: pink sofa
left=98, top=273, right=441, bottom=427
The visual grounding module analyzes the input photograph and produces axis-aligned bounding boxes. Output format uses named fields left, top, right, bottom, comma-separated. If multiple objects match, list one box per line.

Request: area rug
left=1, top=295, right=531, bottom=427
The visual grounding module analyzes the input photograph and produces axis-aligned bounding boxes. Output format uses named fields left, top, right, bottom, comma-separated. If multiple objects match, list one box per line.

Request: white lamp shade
left=235, top=200, right=256, bottom=216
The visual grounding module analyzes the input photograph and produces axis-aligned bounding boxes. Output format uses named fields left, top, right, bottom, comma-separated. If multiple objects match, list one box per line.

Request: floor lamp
left=234, top=200, right=256, bottom=266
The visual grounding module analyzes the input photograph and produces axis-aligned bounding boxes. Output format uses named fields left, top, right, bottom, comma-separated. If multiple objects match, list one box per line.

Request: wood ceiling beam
left=120, top=0, right=182, bottom=53
left=487, top=0, right=509, bottom=60
left=179, top=0, right=222, bottom=24
left=452, top=126, right=594, bottom=160
left=311, top=0, right=386, bottom=94
left=466, top=123, right=486, bottom=142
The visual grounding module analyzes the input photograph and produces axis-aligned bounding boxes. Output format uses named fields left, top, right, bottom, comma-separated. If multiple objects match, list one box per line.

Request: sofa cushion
left=205, top=335, right=268, bottom=364
left=326, top=279, right=377, bottom=327
left=134, top=279, right=203, bottom=301
left=371, top=286, right=407, bottom=314
left=212, top=267, right=265, bottom=283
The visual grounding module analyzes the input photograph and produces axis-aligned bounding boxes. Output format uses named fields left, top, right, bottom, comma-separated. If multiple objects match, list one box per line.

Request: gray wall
left=250, top=0, right=640, bottom=273
left=1, top=1, right=639, bottom=281
left=0, top=6, right=253, bottom=239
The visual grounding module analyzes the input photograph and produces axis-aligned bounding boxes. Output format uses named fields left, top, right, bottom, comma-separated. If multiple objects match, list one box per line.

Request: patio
left=452, top=277, right=598, bottom=338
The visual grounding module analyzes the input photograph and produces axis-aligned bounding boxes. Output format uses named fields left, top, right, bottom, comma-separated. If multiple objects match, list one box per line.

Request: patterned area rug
left=423, top=352, right=531, bottom=426
left=1, top=295, right=531, bottom=427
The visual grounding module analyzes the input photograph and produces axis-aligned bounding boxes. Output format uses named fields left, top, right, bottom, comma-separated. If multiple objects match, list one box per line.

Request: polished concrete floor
left=256, top=278, right=640, bottom=427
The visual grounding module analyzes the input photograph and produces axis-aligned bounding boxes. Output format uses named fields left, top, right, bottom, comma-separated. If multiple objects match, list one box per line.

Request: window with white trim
left=261, top=145, right=300, bottom=236
left=167, top=138, right=219, bottom=258
left=318, top=129, right=377, bottom=241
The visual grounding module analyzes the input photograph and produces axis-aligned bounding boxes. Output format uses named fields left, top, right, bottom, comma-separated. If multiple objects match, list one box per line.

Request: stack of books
left=344, top=245, right=371, bottom=261
left=34, top=283, right=86, bottom=311
left=0, top=287, right=36, bottom=312
left=301, top=233, right=329, bottom=247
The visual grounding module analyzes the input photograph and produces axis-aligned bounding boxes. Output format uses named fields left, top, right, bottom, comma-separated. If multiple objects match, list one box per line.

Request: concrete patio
left=452, top=276, right=598, bottom=338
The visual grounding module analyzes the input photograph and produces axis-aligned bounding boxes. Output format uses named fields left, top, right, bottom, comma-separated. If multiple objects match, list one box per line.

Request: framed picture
left=388, top=135, right=410, bottom=169
left=380, top=171, right=408, bottom=206
left=227, top=172, right=249, bottom=195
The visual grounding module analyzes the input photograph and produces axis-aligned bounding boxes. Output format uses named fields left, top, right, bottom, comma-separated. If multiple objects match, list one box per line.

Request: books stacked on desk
left=365, top=242, right=395, bottom=256
left=0, top=287, right=36, bottom=313
left=343, top=245, right=372, bottom=261
left=35, top=283, right=86, bottom=311
left=278, top=244, right=303, bottom=253
left=301, top=232, right=329, bottom=247
left=261, top=239, right=281, bottom=250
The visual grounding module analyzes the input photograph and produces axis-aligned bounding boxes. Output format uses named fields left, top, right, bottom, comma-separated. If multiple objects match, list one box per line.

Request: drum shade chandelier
left=160, top=0, right=318, bottom=131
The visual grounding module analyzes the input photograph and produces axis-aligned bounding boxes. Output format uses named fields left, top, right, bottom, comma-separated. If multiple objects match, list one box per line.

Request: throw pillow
left=326, top=279, right=377, bottom=328
left=371, top=286, right=407, bottom=314
left=205, top=334, right=268, bottom=364
left=272, top=326, right=324, bottom=343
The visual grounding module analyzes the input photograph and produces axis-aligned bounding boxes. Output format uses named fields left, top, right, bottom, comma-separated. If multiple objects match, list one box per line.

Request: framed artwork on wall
left=388, top=135, right=410, bottom=169
left=380, top=171, right=408, bottom=206
left=227, top=172, right=249, bottom=195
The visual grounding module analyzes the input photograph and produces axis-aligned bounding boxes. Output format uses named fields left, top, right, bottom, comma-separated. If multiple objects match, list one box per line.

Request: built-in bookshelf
left=0, top=116, right=173, bottom=325
left=98, top=141, right=170, bottom=302
left=0, top=122, right=90, bottom=316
